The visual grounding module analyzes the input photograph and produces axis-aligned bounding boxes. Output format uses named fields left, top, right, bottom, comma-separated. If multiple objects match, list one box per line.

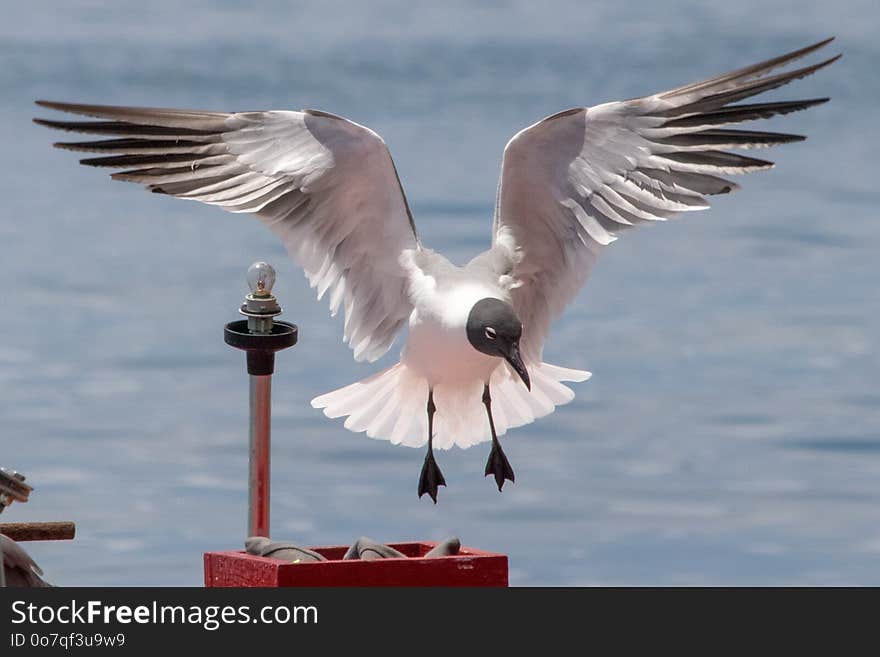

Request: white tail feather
left=311, top=361, right=591, bottom=449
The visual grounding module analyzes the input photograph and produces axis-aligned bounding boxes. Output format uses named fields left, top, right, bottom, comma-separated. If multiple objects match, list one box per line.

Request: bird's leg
left=483, top=383, right=515, bottom=491
left=418, top=388, right=446, bottom=503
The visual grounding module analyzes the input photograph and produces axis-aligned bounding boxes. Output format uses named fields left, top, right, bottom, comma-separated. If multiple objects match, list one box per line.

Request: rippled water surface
left=1, top=0, right=878, bottom=585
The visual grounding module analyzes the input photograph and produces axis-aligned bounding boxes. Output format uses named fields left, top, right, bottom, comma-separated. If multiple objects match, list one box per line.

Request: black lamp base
left=224, top=320, right=298, bottom=375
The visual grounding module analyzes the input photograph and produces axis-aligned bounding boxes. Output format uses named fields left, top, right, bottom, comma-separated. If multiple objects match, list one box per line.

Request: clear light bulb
left=246, top=261, right=276, bottom=297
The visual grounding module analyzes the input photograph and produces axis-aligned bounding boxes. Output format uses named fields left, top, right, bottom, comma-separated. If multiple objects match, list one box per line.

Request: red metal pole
left=249, top=374, right=272, bottom=538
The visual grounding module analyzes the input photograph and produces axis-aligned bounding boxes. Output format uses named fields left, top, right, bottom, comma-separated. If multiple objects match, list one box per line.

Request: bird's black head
left=466, top=298, right=530, bottom=390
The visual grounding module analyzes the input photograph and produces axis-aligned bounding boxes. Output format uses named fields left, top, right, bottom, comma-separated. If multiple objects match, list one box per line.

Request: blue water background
left=1, top=0, right=878, bottom=585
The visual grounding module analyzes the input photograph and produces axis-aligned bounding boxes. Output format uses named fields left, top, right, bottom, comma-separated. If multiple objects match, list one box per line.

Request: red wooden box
left=204, top=541, right=508, bottom=587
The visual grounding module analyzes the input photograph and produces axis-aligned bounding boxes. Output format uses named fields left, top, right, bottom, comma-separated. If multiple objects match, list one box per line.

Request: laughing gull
left=35, top=39, right=839, bottom=502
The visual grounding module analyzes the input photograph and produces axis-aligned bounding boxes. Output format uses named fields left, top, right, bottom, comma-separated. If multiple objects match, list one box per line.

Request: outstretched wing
left=35, top=102, right=419, bottom=362
left=492, top=38, right=839, bottom=363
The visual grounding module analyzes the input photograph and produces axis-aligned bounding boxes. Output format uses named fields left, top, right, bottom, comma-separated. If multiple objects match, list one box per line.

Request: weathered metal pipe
left=248, top=375, right=272, bottom=538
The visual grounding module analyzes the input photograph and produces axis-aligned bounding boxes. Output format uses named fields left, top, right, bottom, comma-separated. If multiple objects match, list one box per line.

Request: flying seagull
left=36, top=38, right=839, bottom=502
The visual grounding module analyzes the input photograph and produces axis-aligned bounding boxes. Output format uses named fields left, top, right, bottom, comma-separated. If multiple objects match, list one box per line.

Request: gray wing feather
left=493, top=39, right=839, bottom=362
left=36, top=102, right=419, bottom=362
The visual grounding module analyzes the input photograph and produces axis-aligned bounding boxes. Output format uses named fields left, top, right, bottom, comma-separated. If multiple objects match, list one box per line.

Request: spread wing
left=492, top=38, right=840, bottom=363
left=35, top=101, right=419, bottom=362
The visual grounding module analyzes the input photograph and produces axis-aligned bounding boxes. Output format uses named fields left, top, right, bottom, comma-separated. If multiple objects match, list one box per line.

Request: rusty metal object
left=0, top=469, right=32, bottom=513
left=0, top=521, right=76, bottom=542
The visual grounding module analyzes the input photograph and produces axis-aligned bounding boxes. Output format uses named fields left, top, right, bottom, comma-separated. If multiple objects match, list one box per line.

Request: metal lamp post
left=224, top=262, right=297, bottom=539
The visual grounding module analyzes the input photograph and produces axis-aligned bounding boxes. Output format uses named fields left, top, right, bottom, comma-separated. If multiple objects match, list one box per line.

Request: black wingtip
left=33, top=120, right=74, bottom=146
left=812, top=36, right=836, bottom=48
left=35, top=100, right=74, bottom=112
left=787, top=96, right=832, bottom=109
left=792, top=96, right=833, bottom=110
left=802, top=53, right=843, bottom=81
left=790, top=36, right=837, bottom=60
left=33, top=117, right=86, bottom=134
left=822, top=53, right=843, bottom=68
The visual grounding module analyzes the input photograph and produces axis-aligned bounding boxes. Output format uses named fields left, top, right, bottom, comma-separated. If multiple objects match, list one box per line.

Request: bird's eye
left=484, top=327, right=497, bottom=340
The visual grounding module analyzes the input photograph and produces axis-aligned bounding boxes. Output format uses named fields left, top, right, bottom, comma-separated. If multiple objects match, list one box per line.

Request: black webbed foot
left=418, top=450, right=446, bottom=503
left=484, top=440, right=515, bottom=491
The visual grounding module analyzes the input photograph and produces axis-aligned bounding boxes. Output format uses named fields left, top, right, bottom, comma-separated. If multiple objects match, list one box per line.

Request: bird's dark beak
left=504, top=342, right=531, bottom=391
